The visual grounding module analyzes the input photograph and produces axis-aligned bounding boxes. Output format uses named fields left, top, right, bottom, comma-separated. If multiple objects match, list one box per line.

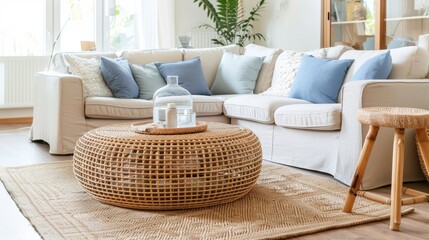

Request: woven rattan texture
left=416, top=129, right=429, bottom=182
left=358, top=107, right=429, bottom=129
left=73, top=122, right=263, bottom=210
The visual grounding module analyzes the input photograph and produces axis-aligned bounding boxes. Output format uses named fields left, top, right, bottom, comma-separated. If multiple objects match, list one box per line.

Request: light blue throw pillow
left=100, top=57, right=139, bottom=99
left=211, top=52, right=264, bottom=94
left=130, top=63, right=166, bottom=100
left=155, top=57, right=211, bottom=95
left=289, top=55, right=354, bottom=103
left=351, top=51, right=392, bottom=81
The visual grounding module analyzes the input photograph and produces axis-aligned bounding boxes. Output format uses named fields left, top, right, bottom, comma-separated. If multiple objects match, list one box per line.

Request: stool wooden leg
left=343, top=125, right=379, bottom=213
left=416, top=128, right=429, bottom=174
left=390, top=128, right=405, bottom=231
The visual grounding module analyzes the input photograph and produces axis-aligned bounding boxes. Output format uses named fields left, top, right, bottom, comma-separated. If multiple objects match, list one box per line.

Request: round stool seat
left=358, top=107, right=429, bottom=129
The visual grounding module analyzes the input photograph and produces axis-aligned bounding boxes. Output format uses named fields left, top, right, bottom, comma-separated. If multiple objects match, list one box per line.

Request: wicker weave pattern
left=73, top=122, right=262, bottom=210
left=416, top=129, right=429, bottom=182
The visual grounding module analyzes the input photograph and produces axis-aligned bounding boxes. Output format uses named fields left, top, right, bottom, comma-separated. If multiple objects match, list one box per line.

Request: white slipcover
left=274, top=104, right=342, bottom=130
left=224, top=95, right=309, bottom=124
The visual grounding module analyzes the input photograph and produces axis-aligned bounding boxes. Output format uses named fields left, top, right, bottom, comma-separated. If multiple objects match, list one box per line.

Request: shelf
left=385, top=15, right=429, bottom=22
left=331, top=15, right=429, bottom=25
left=331, top=20, right=369, bottom=25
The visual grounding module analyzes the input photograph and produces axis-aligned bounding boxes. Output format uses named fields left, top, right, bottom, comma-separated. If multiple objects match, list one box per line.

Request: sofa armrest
left=30, top=71, right=86, bottom=154
left=337, top=79, right=429, bottom=188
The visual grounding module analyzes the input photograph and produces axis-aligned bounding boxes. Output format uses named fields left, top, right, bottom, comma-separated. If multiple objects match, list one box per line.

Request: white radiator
left=188, top=31, right=218, bottom=48
left=0, top=56, right=49, bottom=108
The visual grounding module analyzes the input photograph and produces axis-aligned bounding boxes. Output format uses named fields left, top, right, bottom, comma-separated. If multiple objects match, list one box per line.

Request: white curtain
left=137, top=0, right=175, bottom=49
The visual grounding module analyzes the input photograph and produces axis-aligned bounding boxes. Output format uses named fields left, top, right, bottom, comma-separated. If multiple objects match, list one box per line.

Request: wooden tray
left=131, top=121, right=208, bottom=135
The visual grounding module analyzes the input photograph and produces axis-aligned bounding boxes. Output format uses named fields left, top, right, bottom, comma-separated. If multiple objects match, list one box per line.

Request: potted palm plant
left=193, top=0, right=266, bottom=47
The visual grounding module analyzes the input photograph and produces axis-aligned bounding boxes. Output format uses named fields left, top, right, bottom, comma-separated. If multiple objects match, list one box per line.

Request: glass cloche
left=153, top=75, right=195, bottom=128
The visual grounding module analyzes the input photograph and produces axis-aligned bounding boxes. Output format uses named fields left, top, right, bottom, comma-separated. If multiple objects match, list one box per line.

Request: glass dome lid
left=153, top=75, right=194, bottom=127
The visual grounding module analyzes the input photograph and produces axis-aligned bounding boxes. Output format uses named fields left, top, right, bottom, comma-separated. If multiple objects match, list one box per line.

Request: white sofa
left=30, top=44, right=429, bottom=189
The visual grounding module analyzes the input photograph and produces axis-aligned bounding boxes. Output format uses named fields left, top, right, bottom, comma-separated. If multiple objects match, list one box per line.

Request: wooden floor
left=0, top=123, right=428, bottom=239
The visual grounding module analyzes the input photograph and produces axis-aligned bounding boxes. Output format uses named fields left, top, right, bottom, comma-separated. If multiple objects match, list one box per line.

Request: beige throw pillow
left=64, top=55, right=113, bottom=98
left=244, top=44, right=283, bottom=93
left=262, top=49, right=326, bottom=97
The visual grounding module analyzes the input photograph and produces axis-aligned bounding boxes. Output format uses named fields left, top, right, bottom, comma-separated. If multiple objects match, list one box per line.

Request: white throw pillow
left=244, top=44, right=282, bottom=93
left=64, top=55, right=113, bottom=98
left=262, top=49, right=326, bottom=97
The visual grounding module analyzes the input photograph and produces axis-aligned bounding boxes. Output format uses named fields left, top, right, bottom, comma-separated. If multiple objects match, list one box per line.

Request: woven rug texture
left=0, top=161, right=413, bottom=239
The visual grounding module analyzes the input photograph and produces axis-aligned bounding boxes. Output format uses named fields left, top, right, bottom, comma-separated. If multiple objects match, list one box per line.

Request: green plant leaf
left=194, top=0, right=266, bottom=46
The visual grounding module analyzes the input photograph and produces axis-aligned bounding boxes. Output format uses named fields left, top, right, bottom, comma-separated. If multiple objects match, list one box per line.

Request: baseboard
left=0, top=117, right=33, bottom=124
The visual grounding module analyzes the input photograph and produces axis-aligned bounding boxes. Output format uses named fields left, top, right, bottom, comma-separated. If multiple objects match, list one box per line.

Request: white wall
left=175, top=0, right=323, bottom=51
left=250, top=0, right=323, bottom=51
left=174, top=0, right=211, bottom=47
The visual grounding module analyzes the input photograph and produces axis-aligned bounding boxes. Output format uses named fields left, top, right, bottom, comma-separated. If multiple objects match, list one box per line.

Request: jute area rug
left=0, top=161, right=413, bottom=239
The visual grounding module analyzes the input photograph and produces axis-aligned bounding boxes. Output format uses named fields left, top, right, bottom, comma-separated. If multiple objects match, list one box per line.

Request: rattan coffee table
left=73, top=122, right=262, bottom=210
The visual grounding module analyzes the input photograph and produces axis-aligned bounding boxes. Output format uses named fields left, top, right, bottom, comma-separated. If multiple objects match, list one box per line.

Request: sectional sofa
left=30, top=44, right=429, bottom=189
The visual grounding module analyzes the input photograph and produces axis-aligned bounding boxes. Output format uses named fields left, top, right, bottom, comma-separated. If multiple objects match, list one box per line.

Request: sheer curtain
left=137, top=0, right=175, bottom=49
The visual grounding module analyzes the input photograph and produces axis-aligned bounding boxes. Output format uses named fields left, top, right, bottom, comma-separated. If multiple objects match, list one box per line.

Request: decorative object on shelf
left=417, top=34, right=429, bottom=51
left=152, top=75, right=195, bottom=128
left=178, top=35, right=192, bottom=48
left=193, top=0, right=266, bottom=47
left=415, top=0, right=429, bottom=16
left=387, top=36, right=415, bottom=49
left=363, top=37, right=375, bottom=50
left=346, top=0, right=359, bottom=21
left=80, top=41, right=96, bottom=51
left=353, top=2, right=366, bottom=20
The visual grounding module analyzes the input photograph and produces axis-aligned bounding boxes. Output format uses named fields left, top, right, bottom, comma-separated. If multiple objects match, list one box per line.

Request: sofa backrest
left=340, top=46, right=429, bottom=85
left=120, top=48, right=183, bottom=65
left=244, top=44, right=283, bottom=93
left=53, top=51, right=118, bottom=73
left=182, top=45, right=240, bottom=88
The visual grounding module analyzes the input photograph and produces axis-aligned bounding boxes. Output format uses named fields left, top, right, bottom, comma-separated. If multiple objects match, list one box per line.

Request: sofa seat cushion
left=274, top=104, right=342, bottom=130
left=224, top=95, right=310, bottom=124
left=85, top=97, right=153, bottom=119
left=192, top=95, right=224, bottom=116
left=85, top=96, right=224, bottom=119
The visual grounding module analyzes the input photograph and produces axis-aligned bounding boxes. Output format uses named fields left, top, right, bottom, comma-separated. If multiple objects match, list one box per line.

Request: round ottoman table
left=73, top=122, right=262, bottom=210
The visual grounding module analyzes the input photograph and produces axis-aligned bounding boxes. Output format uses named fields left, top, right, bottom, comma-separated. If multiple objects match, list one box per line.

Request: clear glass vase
left=153, top=76, right=195, bottom=128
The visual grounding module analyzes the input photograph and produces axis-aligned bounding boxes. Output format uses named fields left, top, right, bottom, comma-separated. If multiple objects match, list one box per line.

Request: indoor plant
left=193, top=0, right=266, bottom=47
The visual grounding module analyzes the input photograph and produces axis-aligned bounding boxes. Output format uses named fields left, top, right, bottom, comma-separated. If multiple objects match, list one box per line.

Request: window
left=0, top=0, right=46, bottom=56
left=0, top=0, right=151, bottom=56
left=58, top=0, right=96, bottom=52
left=107, top=0, right=138, bottom=51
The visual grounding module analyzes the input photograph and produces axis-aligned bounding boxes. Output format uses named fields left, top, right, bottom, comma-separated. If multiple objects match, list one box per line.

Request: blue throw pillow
left=211, top=52, right=264, bottom=94
left=351, top=51, right=392, bottom=81
left=130, top=63, right=166, bottom=100
left=155, top=57, right=211, bottom=95
left=100, top=57, right=139, bottom=99
left=289, top=55, right=354, bottom=103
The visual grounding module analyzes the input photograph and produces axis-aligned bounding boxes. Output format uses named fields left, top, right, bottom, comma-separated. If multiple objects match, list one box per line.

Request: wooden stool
left=343, top=107, right=429, bottom=231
